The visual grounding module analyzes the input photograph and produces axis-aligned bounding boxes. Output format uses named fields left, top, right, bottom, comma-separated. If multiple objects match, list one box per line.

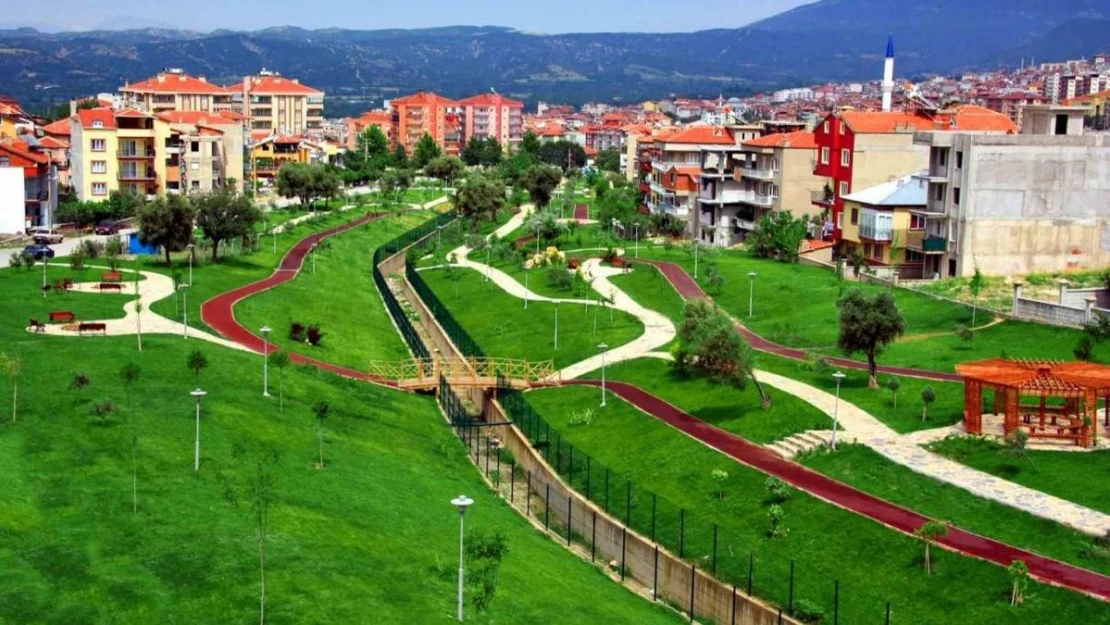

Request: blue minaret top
left=886, top=33, right=895, bottom=59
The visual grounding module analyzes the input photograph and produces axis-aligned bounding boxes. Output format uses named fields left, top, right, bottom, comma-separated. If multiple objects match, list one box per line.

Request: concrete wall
left=778, top=147, right=823, bottom=220
left=1013, top=297, right=1088, bottom=326
left=851, top=134, right=928, bottom=193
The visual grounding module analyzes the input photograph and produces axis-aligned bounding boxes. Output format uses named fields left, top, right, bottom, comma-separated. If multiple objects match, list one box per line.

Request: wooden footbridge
left=368, top=356, right=559, bottom=391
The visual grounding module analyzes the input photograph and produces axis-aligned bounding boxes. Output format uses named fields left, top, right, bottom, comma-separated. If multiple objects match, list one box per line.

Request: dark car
left=95, top=220, right=122, bottom=235
left=22, top=244, right=56, bottom=261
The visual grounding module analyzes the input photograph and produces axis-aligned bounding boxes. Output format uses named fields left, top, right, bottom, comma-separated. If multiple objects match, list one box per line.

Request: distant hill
left=1, top=1, right=1107, bottom=115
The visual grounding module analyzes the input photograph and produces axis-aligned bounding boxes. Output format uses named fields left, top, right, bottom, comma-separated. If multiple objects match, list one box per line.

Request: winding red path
left=200, top=212, right=397, bottom=387
left=635, top=259, right=961, bottom=382
left=568, top=378, right=1110, bottom=601
left=573, top=203, right=589, bottom=221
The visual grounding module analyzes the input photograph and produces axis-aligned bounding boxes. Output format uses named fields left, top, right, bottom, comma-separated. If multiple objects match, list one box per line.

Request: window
left=840, top=149, right=851, bottom=167
left=91, top=160, right=107, bottom=174
left=191, top=142, right=200, bottom=153
left=820, top=147, right=830, bottom=164
left=839, top=123, right=845, bottom=136
left=850, top=208, right=859, bottom=226
left=839, top=181, right=849, bottom=197
left=91, top=139, right=106, bottom=152
left=934, top=185, right=944, bottom=202
left=910, top=214, right=926, bottom=230
left=863, top=243, right=872, bottom=258
left=190, top=162, right=200, bottom=171
left=872, top=245, right=883, bottom=260
left=937, top=149, right=947, bottom=167
left=92, top=121, right=103, bottom=128
left=906, top=250, right=924, bottom=263
left=823, top=121, right=830, bottom=134
left=92, top=182, right=107, bottom=196
left=953, top=187, right=961, bottom=205
left=191, top=180, right=200, bottom=190
left=955, top=151, right=963, bottom=169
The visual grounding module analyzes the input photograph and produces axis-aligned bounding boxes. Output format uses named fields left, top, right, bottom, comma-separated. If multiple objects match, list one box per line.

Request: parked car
left=27, top=227, right=63, bottom=244
left=95, top=220, right=122, bottom=235
left=22, top=244, right=55, bottom=260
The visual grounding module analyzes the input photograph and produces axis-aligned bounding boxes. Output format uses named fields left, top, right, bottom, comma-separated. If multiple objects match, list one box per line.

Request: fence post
left=625, top=481, right=632, bottom=526
left=566, top=494, right=572, bottom=545
left=545, top=483, right=550, bottom=530
left=777, top=607, right=783, bottom=625
left=789, top=560, right=795, bottom=614
left=621, top=527, right=627, bottom=581
left=712, top=524, right=719, bottom=575
left=586, top=457, right=592, bottom=500
left=679, top=508, right=686, bottom=558
left=689, top=564, right=696, bottom=623
left=526, top=471, right=532, bottom=516
left=510, top=459, right=516, bottom=503
left=591, top=510, right=597, bottom=562
left=652, top=546, right=659, bottom=601
left=885, top=601, right=892, bottom=625
left=747, top=553, right=754, bottom=596
left=556, top=436, right=562, bottom=474
left=834, top=580, right=840, bottom=625
left=545, top=422, right=551, bottom=461
left=495, top=442, right=501, bottom=483
left=651, top=493, right=657, bottom=542
left=484, top=438, right=491, bottom=477
left=731, top=584, right=737, bottom=625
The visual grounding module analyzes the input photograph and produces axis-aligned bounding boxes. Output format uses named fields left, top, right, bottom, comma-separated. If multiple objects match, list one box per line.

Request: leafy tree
left=425, top=155, right=465, bottom=185
left=767, top=504, right=788, bottom=538
left=120, top=363, right=142, bottom=406
left=187, top=349, right=209, bottom=385
left=921, top=385, right=936, bottom=421
left=1008, top=560, right=1030, bottom=606
left=104, top=235, right=124, bottom=271
left=138, top=194, right=196, bottom=264
left=595, top=148, right=621, bottom=173
left=711, top=468, right=729, bottom=499
left=968, top=266, right=986, bottom=328
left=707, top=264, right=725, bottom=295
left=275, top=163, right=341, bottom=210
left=454, top=172, right=506, bottom=224
left=463, top=136, right=503, bottom=167
left=520, top=165, right=562, bottom=208
left=886, top=376, right=901, bottom=408
left=672, top=299, right=770, bottom=408
left=381, top=168, right=413, bottom=210
left=345, top=125, right=391, bottom=174
left=537, top=140, right=586, bottom=170
left=836, top=290, right=906, bottom=389
left=748, top=211, right=808, bottom=262
left=412, top=133, right=443, bottom=169
left=312, top=401, right=330, bottom=469
left=392, top=143, right=409, bottom=169
left=914, top=520, right=949, bottom=575
left=464, top=531, right=510, bottom=614
left=194, top=188, right=263, bottom=262
left=270, top=351, right=290, bottom=413
left=0, top=352, right=21, bottom=423
left=520, top=131, right=540, bottom=158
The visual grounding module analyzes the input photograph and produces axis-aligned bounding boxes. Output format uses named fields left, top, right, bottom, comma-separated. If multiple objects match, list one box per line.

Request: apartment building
left=70, top=108, right=171, bottom=201
left=459, top=93, right=524, bottom=152
left=644, top=126, right=738, bottom=223
left=120, top=70, right=230, bottom=115
left=389, top=92, right=463, bottom=155
left=0, top=136, right=56, bottom=234
left=693, top=130, right=822, bottom=246
left=839, top=172, right=929, bottom=278
left=912, top=105, right=1110, bottom=278
left=345, top=111, right=392, bottom=151
left=248, top=135, right=324, bottom=187
left=583, top=124, right=624, bottom=154
left=812, top=104, right=1017, bottom=246
left=156, top=111, right=245, bottom=194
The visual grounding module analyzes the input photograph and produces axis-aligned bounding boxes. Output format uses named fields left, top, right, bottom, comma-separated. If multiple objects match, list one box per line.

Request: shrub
left=791, top=600, right=825, bottom=624
left=568, top=408, right=596, bottom=426
left=306, top=324, right=324, bottom=346
left=70, top=372, right=91, bottom=390
left=80, top=238, right=104, bottom=259
left=1074, top=335, right=1096, bottom=361
left=956, top=324, right=975, bottom=342
left=767, top=504, right=788, bottom=538
left=9, top=251, right=23, bottom=269
left=104, top=235, right=124, bottom=271
left=546, top=266, right=573, bottom=291
left=69, top=246, right=86, bottom=270
left=90, top=399, right=117, bottom=423
left=765, top=476, right=790, bottom=504
left=20, top=251, right=35, bottom=270
left=290, top=322, right=307, bottom=342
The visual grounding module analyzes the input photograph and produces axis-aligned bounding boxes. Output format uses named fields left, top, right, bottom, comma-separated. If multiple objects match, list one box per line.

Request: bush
left=19, top=251, right=35, bottom=270
left=80, top=238, right=104, bottom=259
left=765, top=476, right=791, bottom=504
left=568, top=408, right=596, bottom=426
left=767, top=504, right=788, bottom=538
left=956, top=324, right=975, bottom=342
left=306, top=324, right=324, bottom=346
left=290, top=321, right=307, bottom=342
left=69, top=246, right=86, bottom=270
left=8, top=251, right=23, bottom=269
left=791, top=600, right=826, bottom=624
left=546, top=266, right=573, bottom=291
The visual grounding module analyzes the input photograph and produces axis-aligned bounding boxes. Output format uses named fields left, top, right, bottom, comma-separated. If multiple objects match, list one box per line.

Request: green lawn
left=928, top=436, right=1110, bottom=516
left=417, top=267, right=644, bottom=370
left=519, top=386, right=1110, bottom=625
left=608, top=263, right=687, bottom=325
left=0, top=278, right=679, bottom=624
left=600, top=359, right=831, bottom=444
left=801, top=445, right=1110, bottom=576
left=2, top=264, right=137, bottom=324
left=236, top=213, right=433, bottom=370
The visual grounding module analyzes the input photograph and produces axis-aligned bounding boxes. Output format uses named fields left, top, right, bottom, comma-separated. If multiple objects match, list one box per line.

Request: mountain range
left=0, top=0, right=1107, bottom=116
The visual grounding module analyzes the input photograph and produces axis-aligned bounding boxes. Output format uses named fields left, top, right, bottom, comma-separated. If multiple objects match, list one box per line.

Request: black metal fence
left=405, top=258, right=486, bottom=360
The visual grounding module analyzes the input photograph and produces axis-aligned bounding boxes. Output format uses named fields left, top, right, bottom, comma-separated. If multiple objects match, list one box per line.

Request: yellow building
left=70, top=108, right=171, bottom=201
left=839, top=171, right=929, bottom=278
left=248, top=134, right=323, bottom=188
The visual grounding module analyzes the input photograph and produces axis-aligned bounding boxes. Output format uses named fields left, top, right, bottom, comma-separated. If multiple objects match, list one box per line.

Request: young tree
left=673, top=299, right=771, bottom=408
left=968, top=266, right=985, bottom=328
left=312, top=401, right=330, bottom=469
left=224, top=445, right=279, bottom=625
left=921, top=385, right=936, bottom=421
left=347, top=125, right=391, bottom=172
left=104, top=235, right=124, bottom=271
left=0, top=352, right=21, bottom=423
left=120, top=363, right=142, bottom=406
left=1004, top=428, right=1034, bottom=468
left=886, top=376, right=901, bottom=408
left=134, top=258, right=144, bottom=351
left=270, top=351, right=290, bottom=413
left=914, top=520, right=949, bottom=575
left=836, top=290, right=906, bottom=389
left=412, top=133, right=443, bottom=170
left=748, top=211, right=809, bottom=263
left=194, top=188, right=263, bottom=262
left=1008, top=560, right=1030, bottom=606
left=594, top=148, right=621, bottom=173
left=187, top=349, right=209, bottom=385
left=520, top=165, right=562, bottom=208
left=711, top=468, right=729, bottom=499
left=520, top=131, right=540, bottom=158
left=138, top=194, right=196, bottom=264
left=91, top=399, right=118, bottom=424
left=454, top=173, right=506, bottom=224
left=425, top=156, right=465, bottom=186
left=464, top=531, right=510, bottom=614
left=392, top=144, right=409, bottom=169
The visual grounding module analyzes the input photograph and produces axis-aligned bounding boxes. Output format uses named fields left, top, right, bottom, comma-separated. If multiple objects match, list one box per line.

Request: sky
left=16, top=0, right=813, bottom=33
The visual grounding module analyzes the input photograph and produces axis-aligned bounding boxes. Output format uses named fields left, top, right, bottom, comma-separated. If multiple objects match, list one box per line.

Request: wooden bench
left=568, top=257, right=580, bottom=270
left=609, top=257, right=627, bottom=269
left=98, top=282, right=124, bottom=292
left=49, top=311, right=75, bottom=324
left=102, top=272, right=122, bottom=283
left=29, top=318, right=46, bottom=333
left=78, top=322, right=107, bottom=336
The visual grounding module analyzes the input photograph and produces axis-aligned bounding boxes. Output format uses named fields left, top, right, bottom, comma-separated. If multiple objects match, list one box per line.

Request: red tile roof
left=459, top=93, right=524, bottom=108
left=76, top=108, right=117, bottom=130
left=38, top=136, right=69, bottom=149
left=354, top=111, right=391, bottom=125
left=840, top=105, right=1016, bottom=134
left=661, top=126, right=734, bottom=145
left=113, top=107, right=150, bottom=118
left=157, top=111, right=240, bottom=126
left=244, top=75, right=323, bottom=95
left=0, top=140, right=49, bottom=165
left=390, top=91, right=460, bottom=107
left=42, top=119, right=72, bottom=136
left=123, top=72, right=227, bottom=94
left=743, top=130, right=817, bottom=149
left=1066, top=89, right=1110, bottom=105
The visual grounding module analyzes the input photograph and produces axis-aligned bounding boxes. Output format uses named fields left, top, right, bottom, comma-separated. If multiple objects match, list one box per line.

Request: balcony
left=735, top=191, right=776, bottom=207
left=738, top=165, right=777, bottom=181
left=118, top=171, right=156, bottom=182
left=859, top=209, right=894, bottom=242
left=810, top=189, right=835, bottom=206
left=658, top=201, right=688, bottom=217
left=118, top=149, right=155, bottom=160
left=922, top=236, right=947, bottom=253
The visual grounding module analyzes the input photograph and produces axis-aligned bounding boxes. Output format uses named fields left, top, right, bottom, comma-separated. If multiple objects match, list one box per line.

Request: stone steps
left=766, top=429, right=841, bottom=459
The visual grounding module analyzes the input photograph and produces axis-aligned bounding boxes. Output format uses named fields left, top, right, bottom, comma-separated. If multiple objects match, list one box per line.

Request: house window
left=820, top=147, right=830, bottom=164
left=823, top=121, right=830, bottom=134
left=190, top=162, right=200, bottom=171
left=191, top=142, right=200, bottom=153
left=850, top=208, right=859, bottom=226
left=92, top=182, right=107, bottom=196
left=839, top=181, right=849, bottom=197
left=91, top=139, right=106, bottom=152
left=934, top=185, right=944, bottom=201
left=191, top=180, right=200, bottom=190
left=91, top=160, right=107, bottom=174
left=92, top=121, right=103, bottom=128
left=839, top=123, right=845, bottom=136
left=863, top=243, right=872, bottom=258
left=937, top=149, right=947, bottom=167
left=872, top=244, right=883, bottom=260
left=906, top=249, right=924, bottom=262
left=953, top=187, right=961, bottom=205
left=840, top=149, right=851, bottom=167
left=910, top=214, right=926, bottom=230
left=955, top=151, right=963, bottom=169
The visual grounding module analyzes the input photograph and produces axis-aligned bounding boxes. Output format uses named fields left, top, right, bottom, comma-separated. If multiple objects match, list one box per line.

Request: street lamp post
left=186, top=243, right=195, bottom=286
left=524, top=270, right=529, bottom=309
left=311, top=244, right=317, bottom=274
left=451, top=495, right=475, bottom=622
left=634, top=223, right=640, bottom=258
left=748, top=271, right=757, bottom=318
left=41, top=252, right=47, bottom=298
left=832, top=371, right=846, bottom=449
left=694, top=239, right=699, bottom=279
left=598, top=343, right=609, bottom=407
left=272, top=230, right=277, bottom=254
left=535, top=220, right=541, bottom=258
left=554, top=301, right=560, bottom=350
left=261, top=326, right=272, bottom=397
left=191, top=388, right=207, bottom=471
left=179, top=284, right=189, bottom=339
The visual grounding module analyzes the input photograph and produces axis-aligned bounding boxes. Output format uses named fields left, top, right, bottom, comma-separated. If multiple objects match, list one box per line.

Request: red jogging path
left=200, top=211, right=397, bottom=388
left=567, top=378, right=1110, bottom=601
left=635, top=259, right=962, bottom=383
left=573, top=203, right=590, bottom=221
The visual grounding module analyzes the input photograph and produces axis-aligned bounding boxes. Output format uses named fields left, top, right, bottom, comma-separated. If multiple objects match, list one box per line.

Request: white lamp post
left=261, top=326, right=272, bottom=397
left=451, top=495, right=475, bottom=622
left=693, top=239, right=699, bottom=279
left=832, top=371, right=846, bottom=449
left=272, top=230, right=277, bottom=254
left=634, top=222, right=640, bottom=258
left=553, top=301, right=560, bottom=350
left=191, top=388, right=207, bottom=471
left=41, top=251, right=47, bottom=298
left=179, top=284, right=189, bottom=339
left=186, top=242, right=195, bottom=286
left=524, top=270, right=529, bottom=309
left=748, top=271, right=757, bottom=317
left=598, top=342, right=609, bottom=407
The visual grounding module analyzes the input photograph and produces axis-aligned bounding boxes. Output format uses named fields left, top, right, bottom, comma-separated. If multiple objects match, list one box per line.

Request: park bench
left=568, top=257, right=580, bottom=270
left=98, top=282, right=124, bottom=292
left=102, top=272, right=122, bottom=283
left=28, top=319, right=46, bottom=333
left=77, top=322, right=107, bottom=336
left=609, top=257, right=627, bottom=269
left=49, top=311, right=75, bottom=324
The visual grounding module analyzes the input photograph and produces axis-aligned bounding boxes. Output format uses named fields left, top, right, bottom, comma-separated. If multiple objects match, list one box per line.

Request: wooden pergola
left=956, top=359, right=1110, bottom=447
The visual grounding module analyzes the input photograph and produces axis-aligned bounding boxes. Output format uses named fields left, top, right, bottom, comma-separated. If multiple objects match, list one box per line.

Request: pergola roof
left=956, top=359, right=1110, bottom=395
